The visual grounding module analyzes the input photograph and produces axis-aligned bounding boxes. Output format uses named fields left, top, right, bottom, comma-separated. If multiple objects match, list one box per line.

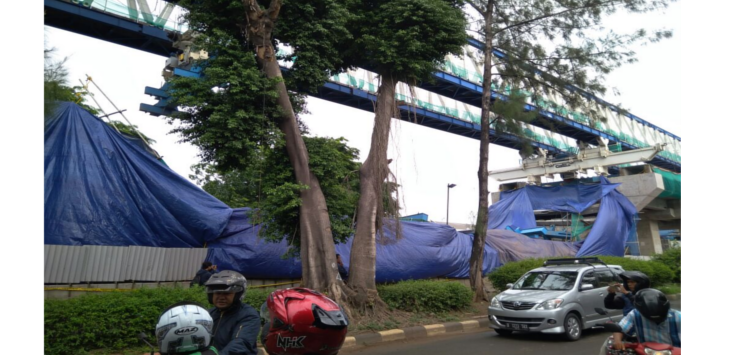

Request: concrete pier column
left=637, top=218, right=663, bottom=255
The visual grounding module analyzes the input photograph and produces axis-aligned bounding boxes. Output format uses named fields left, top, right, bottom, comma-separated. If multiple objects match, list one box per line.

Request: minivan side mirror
left=580, top=283, right=594, bottom=291
left=506, top=283, right=514, bottom=289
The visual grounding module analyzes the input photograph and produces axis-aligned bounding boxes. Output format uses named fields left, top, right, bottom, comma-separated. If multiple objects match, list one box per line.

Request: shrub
left=377, top=280, right=473, bottom=313
left=598, top=256, right=675, bottom=286
left=486, top=258, right=547, bottom=292
left=652, top=247, right=681, bottom=283
left=44, top=286, right=271, bottom=355
left=486, top=256, right=676, bottom=292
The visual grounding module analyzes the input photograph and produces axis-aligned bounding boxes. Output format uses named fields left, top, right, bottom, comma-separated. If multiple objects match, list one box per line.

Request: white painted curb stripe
left=460, top=320, right=480, bottom=330
left=379, top=329, right=406, bottom=341
left=423, top=324, right=446, bottom=335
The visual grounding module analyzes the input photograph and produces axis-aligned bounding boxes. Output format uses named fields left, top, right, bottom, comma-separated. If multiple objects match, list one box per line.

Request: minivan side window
left=596, top=269, right=619, bottom=288
left=580, top=270, right=598, bottom=288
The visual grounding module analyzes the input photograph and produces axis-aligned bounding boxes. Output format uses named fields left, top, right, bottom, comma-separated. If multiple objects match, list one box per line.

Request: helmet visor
left=206, top=284, right=241, bottom=294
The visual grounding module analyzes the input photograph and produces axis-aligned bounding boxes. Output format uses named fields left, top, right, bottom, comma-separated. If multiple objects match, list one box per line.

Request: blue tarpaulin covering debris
left=45, top=103, right=638, bottom=279
left=207, top=208, right=503, bottom=281
left=44, top=103, right=232, bottom=247
left=487, top=178, right=637, bottom=257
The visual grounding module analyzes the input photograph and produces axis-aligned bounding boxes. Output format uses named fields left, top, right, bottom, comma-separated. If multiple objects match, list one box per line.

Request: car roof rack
left=542, top=257, right=622, bottom=278
left=543, top=257, right=605, bottom=267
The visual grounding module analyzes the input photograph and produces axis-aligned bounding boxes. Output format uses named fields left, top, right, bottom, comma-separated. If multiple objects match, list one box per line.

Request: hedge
left=44, top=286, right=270, bottom=355
left=487, top=256, right=676, bottom=292
left=652, top=247, right=681, bottom=283
left=377, top=280, right=473, bottom=313
left=45, top=280, right=474, bottom=354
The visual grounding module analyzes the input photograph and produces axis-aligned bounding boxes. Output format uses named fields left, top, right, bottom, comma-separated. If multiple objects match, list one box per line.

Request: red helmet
left=261, top=287, right=349, bottom=355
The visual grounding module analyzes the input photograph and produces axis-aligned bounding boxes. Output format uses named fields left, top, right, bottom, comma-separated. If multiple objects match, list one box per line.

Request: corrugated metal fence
left=44, top=245, right=209, bottom=284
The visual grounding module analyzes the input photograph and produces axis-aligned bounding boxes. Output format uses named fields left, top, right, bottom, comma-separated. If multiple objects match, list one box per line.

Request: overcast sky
left=43, top=2, right=682, bottom=225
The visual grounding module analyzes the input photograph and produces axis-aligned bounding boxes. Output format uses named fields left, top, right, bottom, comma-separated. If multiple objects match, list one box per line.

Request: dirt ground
left=347, top=301, right=491, bottom=335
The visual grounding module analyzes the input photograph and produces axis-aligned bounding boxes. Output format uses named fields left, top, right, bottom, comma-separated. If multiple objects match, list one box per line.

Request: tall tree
left=171, top=0, right=354, bottom=303
left=342, top=0, right=468, bottom=311
left=464, top=0, right=674, bottom=301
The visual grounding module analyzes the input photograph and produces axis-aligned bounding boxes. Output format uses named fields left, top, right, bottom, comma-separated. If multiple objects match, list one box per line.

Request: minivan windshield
left=512, top=271, right=578, bottom=291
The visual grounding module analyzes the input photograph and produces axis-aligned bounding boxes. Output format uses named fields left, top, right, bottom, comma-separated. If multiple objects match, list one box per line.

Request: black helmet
left=634, top=288, right=670, bottom=325
left=205, top=270, right=248, bottom=304
left=619, top=271, right=651, bottom=292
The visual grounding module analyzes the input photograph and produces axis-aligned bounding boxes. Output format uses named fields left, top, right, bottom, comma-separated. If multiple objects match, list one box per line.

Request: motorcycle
left=595, top=308, right=681, bottom=355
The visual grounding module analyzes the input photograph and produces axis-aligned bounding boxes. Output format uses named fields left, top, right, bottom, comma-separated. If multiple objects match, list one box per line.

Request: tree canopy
left=192, top=136, right=361, bottom=249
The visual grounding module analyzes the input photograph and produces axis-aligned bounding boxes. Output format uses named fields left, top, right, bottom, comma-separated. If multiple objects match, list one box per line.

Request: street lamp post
left=447, top=183, right=456, bottom=225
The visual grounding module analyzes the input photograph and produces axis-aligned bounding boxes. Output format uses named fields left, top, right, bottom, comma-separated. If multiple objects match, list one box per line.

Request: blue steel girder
left=467, top=37, right=681, bottom=143
left=142, top=69, right=570, bottom=155
left=51, top=0, right=675, bottom=170
left=421, top=70, right=680, bottom=172
left=44, top=0, right=175, bottom=57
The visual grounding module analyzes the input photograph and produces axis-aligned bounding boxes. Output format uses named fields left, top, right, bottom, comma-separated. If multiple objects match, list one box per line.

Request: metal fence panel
left=45, top=245, right=211, bottom=283
left=83, top=245, right=128, bottom=282
left=124, top=246, right=168, bottom=281
left=163, top=248, right=208, bottom=281
left=44, top=245, right=87, bottom=284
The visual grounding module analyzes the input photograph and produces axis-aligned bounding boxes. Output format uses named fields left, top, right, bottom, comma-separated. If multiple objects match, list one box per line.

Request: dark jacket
left=195, top=268, right=217, bottom=286
left=338, top=264, right=349, bottom=281
left=209, top=300, right=261, bottom=355
left=603, top=271, right=651, bottom=316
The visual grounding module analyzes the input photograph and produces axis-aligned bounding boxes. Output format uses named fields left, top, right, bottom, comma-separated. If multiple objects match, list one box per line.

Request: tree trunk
left=243, top=0, right=350, bottom=304
left=470, top=0, right=495, bottom=302
left=348, top=74, right=398, bottom=311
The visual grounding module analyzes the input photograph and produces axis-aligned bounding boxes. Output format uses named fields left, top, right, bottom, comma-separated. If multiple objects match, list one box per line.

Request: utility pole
left=447, top=183, right=456, bottom=225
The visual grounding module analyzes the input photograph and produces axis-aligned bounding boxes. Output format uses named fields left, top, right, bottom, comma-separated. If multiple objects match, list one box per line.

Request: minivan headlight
left=535, top=299, right=563, bottom=310
left=490, top=297, right=501, bottom=308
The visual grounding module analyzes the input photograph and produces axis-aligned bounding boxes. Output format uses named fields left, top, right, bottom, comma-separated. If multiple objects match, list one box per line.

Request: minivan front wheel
left=563, top=313, right=582, bottom=341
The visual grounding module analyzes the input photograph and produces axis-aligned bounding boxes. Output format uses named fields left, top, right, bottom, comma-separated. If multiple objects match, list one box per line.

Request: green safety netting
left=653, top=168, right=681, bottom=199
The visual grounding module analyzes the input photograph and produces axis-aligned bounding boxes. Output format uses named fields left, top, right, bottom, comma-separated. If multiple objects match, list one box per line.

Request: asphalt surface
left=343, top=301, right=680, bottom=355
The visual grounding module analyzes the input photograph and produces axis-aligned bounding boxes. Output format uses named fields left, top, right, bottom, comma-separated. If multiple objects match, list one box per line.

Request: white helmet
left=156, top=302, right=214, bottom=354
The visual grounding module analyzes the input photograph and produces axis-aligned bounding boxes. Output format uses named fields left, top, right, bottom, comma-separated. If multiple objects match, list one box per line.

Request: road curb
left=340, top=317, right=493, bottom=350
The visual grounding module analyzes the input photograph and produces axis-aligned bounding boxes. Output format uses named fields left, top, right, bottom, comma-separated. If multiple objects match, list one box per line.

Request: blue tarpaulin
left=44, top=103, right=232, bottom=247
left=334, top=222, right=502, bottom=281
left=207, top=209, right=503, bottom=282
left=576, top=177, right=638, bottom=256
left=45, top=103, right=636, bottom=280
left=484, top=229, right=578, bottom=264
left=487, top=177, right=637, bottom=257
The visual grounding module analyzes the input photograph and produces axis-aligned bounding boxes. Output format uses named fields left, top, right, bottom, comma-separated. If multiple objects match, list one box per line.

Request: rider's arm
left=612, top=332, right=625, bottom=350
left=603, top=293, right=625, bottom=309
left=613, top=311, right=637, bottom=351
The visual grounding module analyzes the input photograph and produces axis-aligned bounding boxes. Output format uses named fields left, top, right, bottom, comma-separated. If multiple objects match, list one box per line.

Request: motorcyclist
left=205, top=270, right=261, bottom=355
left=604, top=271, right=650, bottom=316
left=156, top=302, right=218, bottom=355
left=260, top=287, right=349, bottom=355
left=612, top=288, right=681, bottom=351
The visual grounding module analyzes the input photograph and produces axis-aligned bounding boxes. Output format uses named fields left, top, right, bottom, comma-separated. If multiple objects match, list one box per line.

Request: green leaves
left=192, top=136, right=361, bottom=248
left=651, top=247, right=681, bottom=283
left=346, top=0, right=468, bottom=82
left=469, top=0, right=676, bottom=129
left=378, top=280, right=474, bottom=313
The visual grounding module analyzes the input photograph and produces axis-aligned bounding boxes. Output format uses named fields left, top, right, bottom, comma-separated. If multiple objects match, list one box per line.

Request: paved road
left=343, top=301, right=680, bottom=355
